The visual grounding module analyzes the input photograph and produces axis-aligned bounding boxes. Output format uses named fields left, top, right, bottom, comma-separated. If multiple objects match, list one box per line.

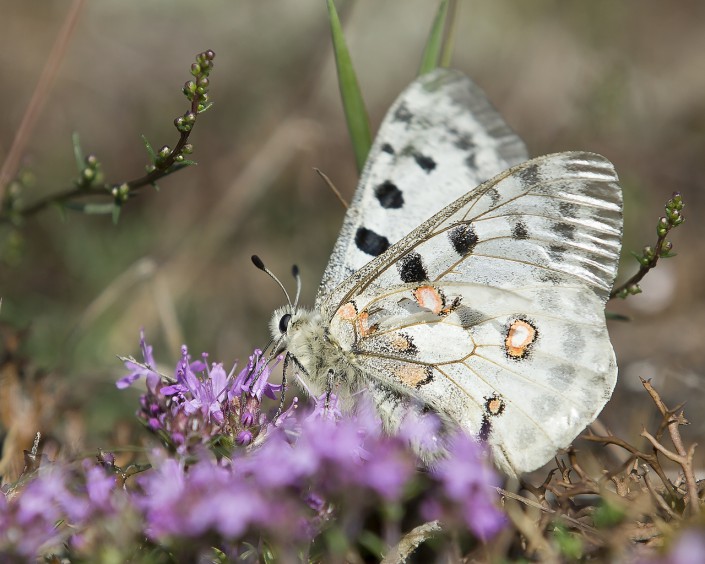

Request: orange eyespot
left=505, top=319, right=537, bottom=359
left=336, top=302, right=357, bottom=321
left=413, top=285, right=444, bottom=314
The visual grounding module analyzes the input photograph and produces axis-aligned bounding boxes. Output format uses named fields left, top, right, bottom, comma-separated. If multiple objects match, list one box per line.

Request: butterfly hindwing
left=317, top=68, right=528, bottom=307
left=322, top=152, right=622, bottom=475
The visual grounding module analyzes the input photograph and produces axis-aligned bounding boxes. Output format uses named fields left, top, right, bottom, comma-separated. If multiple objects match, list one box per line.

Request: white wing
left=316, top=68, right=528, bottom=307
left=323, top=152, right=623, bottom=475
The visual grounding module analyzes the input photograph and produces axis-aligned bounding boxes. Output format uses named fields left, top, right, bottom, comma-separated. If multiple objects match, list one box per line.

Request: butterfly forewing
left=317, top=68, right=528, bottom=306
left=321, top=152, right=622, bottom=475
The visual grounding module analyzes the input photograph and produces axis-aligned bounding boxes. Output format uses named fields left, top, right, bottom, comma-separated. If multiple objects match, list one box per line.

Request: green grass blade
left=440, top=0, right=459, bottom=68
left=327, top=0, right=371, bottom=173
left=418, top=0, right=449, bottom=75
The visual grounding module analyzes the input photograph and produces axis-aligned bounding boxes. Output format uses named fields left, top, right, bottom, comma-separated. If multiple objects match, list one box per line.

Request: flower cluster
left=117, top=331, right=280, bottom=455
left=0, top=462, right=134, bottom=559
left=1, top=334, right=507, bottom=561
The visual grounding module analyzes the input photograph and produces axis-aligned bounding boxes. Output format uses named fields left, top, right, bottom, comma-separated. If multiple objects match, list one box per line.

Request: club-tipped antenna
left=251, top=255, right=292, bottom=308
left=292, top=265, right=301, bottom=313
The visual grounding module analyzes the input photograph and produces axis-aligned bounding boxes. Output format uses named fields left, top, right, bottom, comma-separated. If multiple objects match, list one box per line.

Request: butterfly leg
left=324, top=368, right=334, bottom=410
left=272, top=353, right=291, bottom=421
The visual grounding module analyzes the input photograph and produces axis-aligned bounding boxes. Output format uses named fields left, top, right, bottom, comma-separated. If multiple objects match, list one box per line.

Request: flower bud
left=241, top=411, right=255, bottom=427
left=236, top=430, right=253, bottom=446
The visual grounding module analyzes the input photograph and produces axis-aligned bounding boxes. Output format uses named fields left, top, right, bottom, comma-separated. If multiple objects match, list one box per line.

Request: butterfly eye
left=279, top=313, right=292, bottom=333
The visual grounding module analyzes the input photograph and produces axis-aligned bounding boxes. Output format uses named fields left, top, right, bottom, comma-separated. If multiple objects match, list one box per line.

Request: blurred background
left=0, top=1, right=703, bottom=473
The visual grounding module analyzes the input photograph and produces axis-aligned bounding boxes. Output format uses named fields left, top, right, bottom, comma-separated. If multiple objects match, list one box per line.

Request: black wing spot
left=547, top=245, right=565, bottom=262
left=455, top=134, right=475, bottom=151
left=355, top=227, right=390, bottom=257
left=374, top=180, right=404, bottom=209
left=479, top=417, right=491, bottom=442
left=465, top=152, right=477, bottom=170
left=455, top=306, right=486, bottom=328
left=480, top=394, right=506, bottom=441
left=512, top=221, right=529, bottom=240
left=381, top=143, right=395, bottom=155
left=394, top=103, right=413, bottom=123
left=398, top=252, right=428, bottom=283
left=518, top=163, right=541, bottom=185
left=559, top=201, right=578, bottom=218
left=485, top=187, right=502, bottom=206
left=448, top=224, right=478, bottom=256
left=414, top=153, right=437, bottom=172
left=553, top=222, right=576, bottom=240
left=416, top=366, right=434, bottom=389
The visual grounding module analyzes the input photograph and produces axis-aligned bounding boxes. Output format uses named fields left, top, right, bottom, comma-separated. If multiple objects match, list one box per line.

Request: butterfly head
left=269, top=305, right=295, bottom=353
left=251, top=255, right=306, bottom=355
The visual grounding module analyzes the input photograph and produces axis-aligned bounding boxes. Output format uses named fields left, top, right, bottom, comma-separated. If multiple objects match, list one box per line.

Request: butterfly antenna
left=292, top=264, right=301, bottom=314
left=251, top=255, right=292, bottom=308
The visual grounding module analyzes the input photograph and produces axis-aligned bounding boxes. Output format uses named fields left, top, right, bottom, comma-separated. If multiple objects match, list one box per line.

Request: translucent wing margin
left=323, top=152, right=623, bottom=475
left=316, top=68, right=528, bottom=307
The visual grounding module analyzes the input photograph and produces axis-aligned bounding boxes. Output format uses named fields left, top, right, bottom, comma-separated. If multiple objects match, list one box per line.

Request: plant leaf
left=141, top=134, right=156, bottom=161
left=419, top=0, right=449, bottom=75
left=327, top=0, right=371, bottom=173
left=72, top=132, right=84, bottom=172
left=63, top=201, right=115, bottom=215
left=606, top=310, right=631, bottom=321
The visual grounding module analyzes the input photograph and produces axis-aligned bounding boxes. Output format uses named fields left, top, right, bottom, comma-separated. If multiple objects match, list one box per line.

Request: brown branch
left=641, top=467, right=679, bottom=520
left=640, top=378, right=700, bottom=516
left=5, top=51, right=214, bottom=223
left=582, top=430, right=675, bottom=497
left=609, top=230, right=668, bottom=299
left=497, top=487, right=601, bottom=538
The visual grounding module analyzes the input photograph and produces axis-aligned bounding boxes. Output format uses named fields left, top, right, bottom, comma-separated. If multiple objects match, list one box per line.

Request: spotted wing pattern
left=316, top=68, right=528, bottom=307
left=322, top=152, right=623, bottom=475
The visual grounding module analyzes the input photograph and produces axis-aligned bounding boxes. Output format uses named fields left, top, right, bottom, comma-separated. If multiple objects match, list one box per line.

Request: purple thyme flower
left=118, top=333, right=285, bottom=455
left=136, top=454, right=271, bottom=541
left=0, top=467, right=69, bottom=558
left=162, top=349, right=233, bottom=425
left=116, top=329, right=158, bottom=389
left=430, top=433, right=505, bottom=540
left=637, top=529, right=705, bottom=564
left=233, top=349, right=282, bottom=402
